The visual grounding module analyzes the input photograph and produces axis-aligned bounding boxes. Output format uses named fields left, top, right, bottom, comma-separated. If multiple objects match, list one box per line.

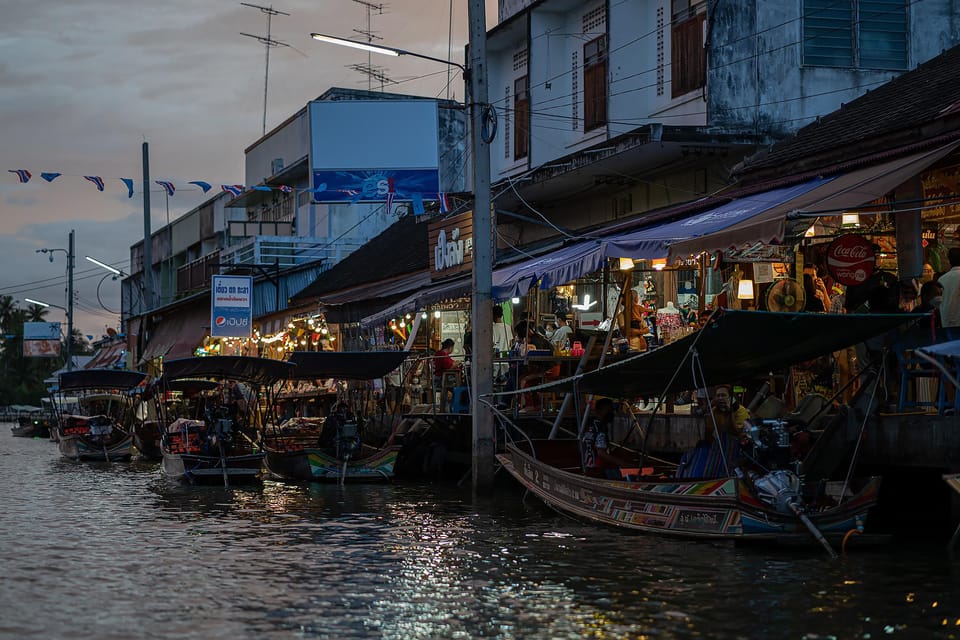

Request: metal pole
left=142, top=142, right=154, bottom=313
left=66, top=230, right=74, bottom=372
left=467, top=0, right=494, bottom=491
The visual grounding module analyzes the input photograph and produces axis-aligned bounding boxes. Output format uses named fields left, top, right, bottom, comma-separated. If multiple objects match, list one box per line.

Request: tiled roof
left=290, top=215, right=430, bottom=301
left=737, top=45, right=960, bottom=182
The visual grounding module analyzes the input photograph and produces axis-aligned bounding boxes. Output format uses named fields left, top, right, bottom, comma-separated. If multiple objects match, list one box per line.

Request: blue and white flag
left=156, top=180, right=175, bottom=197
left=189, top=180, right=212, bottom=193
left=84, top=176, right=105, bottom=191
left=120, top=178, right=134, bottom=198
left=221, top=184, right=244, bottom=197
left=412, top=193, right=425, bottom=215
left=8, top=169, right=31, bottom=183
left=253, top=185, right=271, bottom=192
left=41, top=172, right=61, bottom=183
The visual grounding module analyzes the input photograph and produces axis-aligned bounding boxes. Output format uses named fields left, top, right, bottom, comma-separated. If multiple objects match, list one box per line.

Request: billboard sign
left=211, top=275, right=253, bottom=338
left=23, top=322, right=61, bottom=358
left=309, top=100, right=440, bottom=204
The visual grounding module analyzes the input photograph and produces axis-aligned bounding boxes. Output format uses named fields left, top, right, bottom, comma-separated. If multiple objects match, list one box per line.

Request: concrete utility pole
left=66, top=230, right=74, bottom=371
left=142, top=142, right=154, bottom=313
left=467, top=0, right=495, bottom=491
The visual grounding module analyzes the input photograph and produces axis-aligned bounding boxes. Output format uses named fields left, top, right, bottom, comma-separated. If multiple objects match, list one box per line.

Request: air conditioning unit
left=271, top=158, right=284, bottom=175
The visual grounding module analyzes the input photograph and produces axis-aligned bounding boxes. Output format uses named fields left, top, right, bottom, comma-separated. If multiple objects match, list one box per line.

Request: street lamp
left=85, top=256, right=127, bottom=277
left=35, top=230, right=75, bottom=371
left=311, top=6, right=494, bottom=489
left=85, top=255, right=126, bottom=315
left=24, top=297, right=65, bottom=311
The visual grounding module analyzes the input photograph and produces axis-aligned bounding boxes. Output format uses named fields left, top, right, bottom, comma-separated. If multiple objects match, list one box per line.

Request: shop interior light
left=434, top=309, right=441, bottom=318
left=841, top=213, right=861, bottom=228
left=652, top=258, right=667, bottom=271
left=619, top=257, right=635, bottom=271
left=421, top=312, right=428, bottom=319
left=572, top=294, right=597, bottom=311
left=804, top=224, right=817, bottom=237
left=737, top=279, right=755, bottom=300
left=510, top=297, right=520, bottom=304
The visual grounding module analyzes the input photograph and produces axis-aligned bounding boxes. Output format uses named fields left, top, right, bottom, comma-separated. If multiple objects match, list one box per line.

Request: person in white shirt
left=492, top=306, right=514, bottom=381
left=938, top=248, right=960, bottom=340
left=550, top=314, right=573, bottom=350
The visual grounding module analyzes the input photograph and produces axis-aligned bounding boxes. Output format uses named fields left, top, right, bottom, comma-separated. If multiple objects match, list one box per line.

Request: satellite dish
left=765, top=278, right=806, bottom=312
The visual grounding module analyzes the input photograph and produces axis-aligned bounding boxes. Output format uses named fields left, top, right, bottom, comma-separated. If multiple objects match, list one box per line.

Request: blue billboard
left=210, top=275, right=253, bottom=338
left=311, top=169, right=440, bottom=204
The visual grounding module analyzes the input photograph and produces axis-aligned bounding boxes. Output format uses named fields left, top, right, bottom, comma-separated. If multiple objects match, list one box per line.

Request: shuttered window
left=671, top=11, right=706, bottom=97
left=583, top=35, right=608, bottom=132
left=513, top=75, right=529, bottom=160
left=803, top=0, right=907, bottom=70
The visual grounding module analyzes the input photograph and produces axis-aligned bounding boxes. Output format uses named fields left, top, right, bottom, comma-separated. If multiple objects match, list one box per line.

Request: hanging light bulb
left=320, top=327, right=328, bottom=335
left=421, top=312, right=428, bottom=319
left=434, top=310, right=441, bottom=318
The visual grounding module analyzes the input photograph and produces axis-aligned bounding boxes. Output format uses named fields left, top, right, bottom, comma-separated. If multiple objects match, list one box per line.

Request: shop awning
left=85, top=341, right=127, bottom=370
left=491, top=241, right=607, bottom=300
left=667, top=142, right=960, bottom=260
left=605, top=178, right=834, bottom=260
left=320, top=271, right=433, bottom=324
left=140, top=305, right=210, bottom=363
left=361, top=276, right=471, bottom=327
left=287, top=350, right=410, bottom=380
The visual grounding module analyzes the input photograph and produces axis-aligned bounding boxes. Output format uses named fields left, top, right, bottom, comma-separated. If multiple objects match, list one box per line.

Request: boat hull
left=10, top=420, right=50, bottom=438
left=161, top=450, right=264, bottom=484
left=58, top=433, right=133, bottom=461
left=498, top=442, right=879, bottom=542
left=264, top=445, right=400, bottom=482
left=132, top=422, right=163, bottom=460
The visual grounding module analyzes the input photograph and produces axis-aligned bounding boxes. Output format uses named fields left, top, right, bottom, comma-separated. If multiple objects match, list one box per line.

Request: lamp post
left=311, top=3, right=495, bottom=489
left=36, top=229, right=75, bottom=371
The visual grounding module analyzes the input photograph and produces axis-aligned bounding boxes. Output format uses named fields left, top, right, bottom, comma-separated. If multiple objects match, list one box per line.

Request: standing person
left=492, top=306, right=514, bottom=382
left=939, top=248, right=960, bottom=340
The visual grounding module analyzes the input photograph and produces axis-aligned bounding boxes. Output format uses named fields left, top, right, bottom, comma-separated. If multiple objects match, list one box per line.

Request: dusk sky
left=0, top=0, right=497, bottom=339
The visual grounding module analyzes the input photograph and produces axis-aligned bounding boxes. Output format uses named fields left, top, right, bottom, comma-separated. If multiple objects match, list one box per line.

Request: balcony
left=218, top=236, right=364, bottom=269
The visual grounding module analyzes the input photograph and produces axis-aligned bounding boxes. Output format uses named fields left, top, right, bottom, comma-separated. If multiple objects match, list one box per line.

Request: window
left=583, top=35, right=608, bottom=132
left=513, top=75, right=529, bottom=160
left=671, top=5, right=706, bottom=98
left=803, top=0, right=907, bottom=70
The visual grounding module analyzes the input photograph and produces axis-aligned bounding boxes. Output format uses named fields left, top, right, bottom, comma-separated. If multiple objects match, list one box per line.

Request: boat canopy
left=287, top=351, right=410, bottom=381
left=58, top=369, right=148, bottom=392
left=917, top=340, right=960, bottom=359
left=535, top=310, right=914, bottom=397
left=161, top=356, right=295, bottom=385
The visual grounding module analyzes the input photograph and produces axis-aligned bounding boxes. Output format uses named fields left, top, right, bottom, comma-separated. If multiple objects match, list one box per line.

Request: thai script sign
left=826, top=234, right=875, bottom=286
left=211, top=275, right=253, bottom=338
left=429, top=211, right=474, bottom=280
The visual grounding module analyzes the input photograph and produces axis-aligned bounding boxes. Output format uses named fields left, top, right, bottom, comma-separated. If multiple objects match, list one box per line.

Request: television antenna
left=350, top=0, right=393, bottom=91
left=240, top=2, right=291, bottom=136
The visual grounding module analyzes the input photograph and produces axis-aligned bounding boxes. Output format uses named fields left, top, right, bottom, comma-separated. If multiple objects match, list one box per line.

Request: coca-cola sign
left=826, top=234, right=875, bottom=286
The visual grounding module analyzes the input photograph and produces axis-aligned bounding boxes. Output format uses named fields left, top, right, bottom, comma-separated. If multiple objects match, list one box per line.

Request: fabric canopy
left=533, top=310, right=913, bottom=397
left=491, top=241, right=606, bottom=300
left=667, top=142, right=960, bottom=260
left=161, top=355, right=295, bottom=385
left=607, top=178, right=833, bottom=260
left=59, top=369, right=147, bottom=392
left=141, top=305, right=210, bottom=363
left=361, top=276, right=471, bottom=327
left=918, top=340, right=960, bottom=359
left=287, top=350, right=409, bottom=380
left=85, top=341, right=127, bottom=370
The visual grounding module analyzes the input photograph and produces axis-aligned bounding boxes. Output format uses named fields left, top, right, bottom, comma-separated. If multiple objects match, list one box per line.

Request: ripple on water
left=1, top=431, right=959, bottom=639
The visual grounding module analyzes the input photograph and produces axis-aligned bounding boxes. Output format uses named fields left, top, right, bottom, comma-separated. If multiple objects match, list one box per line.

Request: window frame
left=583, top=34, right=608, bottom=133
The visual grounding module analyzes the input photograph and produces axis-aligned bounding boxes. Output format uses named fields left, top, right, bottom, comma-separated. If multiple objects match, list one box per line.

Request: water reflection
left=2, top=432, right=960, bottom=639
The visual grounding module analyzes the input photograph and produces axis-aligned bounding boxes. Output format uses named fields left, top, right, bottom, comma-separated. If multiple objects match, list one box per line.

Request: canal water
left=2, top=432, right=959, bottom=639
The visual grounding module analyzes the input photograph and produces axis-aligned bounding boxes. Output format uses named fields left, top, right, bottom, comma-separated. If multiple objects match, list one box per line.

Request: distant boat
left=52, top=369, right=148, bottom=462
left=154, top=356, right=294, bottom=486
left=263, top=351, right=409, bottom=483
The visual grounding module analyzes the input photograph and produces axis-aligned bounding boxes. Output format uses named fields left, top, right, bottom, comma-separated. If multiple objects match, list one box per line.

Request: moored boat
left=263, top=350, right=409, bottom=483
left=52, top=369, right=148, bottom=462
left=496, top=309, right=912, bottom=550
left=155, top=356, right=294, bottom=486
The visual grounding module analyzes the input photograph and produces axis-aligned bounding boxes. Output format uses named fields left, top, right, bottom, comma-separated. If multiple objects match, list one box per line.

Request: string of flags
left=5, top=169, right=454, bottom=216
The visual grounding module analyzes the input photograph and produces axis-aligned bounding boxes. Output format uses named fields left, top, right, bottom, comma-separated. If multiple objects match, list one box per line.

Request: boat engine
left=209, top=417, right=233, bottom=448
left=335, top=419, right=361, bottom=461
left=749, top=469, right=802, bottom=515
left=743, top=419, right=793, bottom=469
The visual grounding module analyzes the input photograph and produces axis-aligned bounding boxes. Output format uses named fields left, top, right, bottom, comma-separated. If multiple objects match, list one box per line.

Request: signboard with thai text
left=23, top=322, right=61, bottom=358
left=211, top=275, right=253, bottom=338
left=429, top=211, right=474, bottom=281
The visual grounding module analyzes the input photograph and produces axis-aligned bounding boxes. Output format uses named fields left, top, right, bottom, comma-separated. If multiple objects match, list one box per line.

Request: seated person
left=676, top=384, right=751, bottom=479
left=433, top=338, right=457, bottom=379
left=580, top=398, right=631, bottom=477
left=550, top=314, right=574, bottom=350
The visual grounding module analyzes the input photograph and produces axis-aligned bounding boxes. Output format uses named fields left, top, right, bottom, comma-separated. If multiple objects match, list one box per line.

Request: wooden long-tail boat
left=134, top=379, right=220, bottom=460
left=496, top=310, right=912, bottom=548
left=263, top=350, right=409, bottom=483
left=52, top=369, right=148, bottom=462
left=156, top=356, right=294, bottom=486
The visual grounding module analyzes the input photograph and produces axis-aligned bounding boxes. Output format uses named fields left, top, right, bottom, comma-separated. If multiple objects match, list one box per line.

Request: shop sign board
left=211, top=275, right=253, bottom=338
left=23, top=321, right=61, bottom=358
left=826, top=234, right=875, bottom=286
left=429, top=211, right=473, bottom=281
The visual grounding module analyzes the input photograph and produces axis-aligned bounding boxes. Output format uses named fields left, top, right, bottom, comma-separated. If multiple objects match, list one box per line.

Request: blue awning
left=491, top=241, right=606, bottom=300
left=604, top=177, right=835, bottom=260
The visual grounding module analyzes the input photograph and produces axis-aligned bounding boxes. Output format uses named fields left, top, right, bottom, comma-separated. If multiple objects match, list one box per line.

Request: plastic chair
left=438, top=370, right=461, bottom=412
left=896, top=347, right=949, bottom=413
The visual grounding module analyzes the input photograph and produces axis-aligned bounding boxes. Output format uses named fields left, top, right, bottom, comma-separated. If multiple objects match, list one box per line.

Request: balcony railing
left=218, top=236, right=365, bottom=269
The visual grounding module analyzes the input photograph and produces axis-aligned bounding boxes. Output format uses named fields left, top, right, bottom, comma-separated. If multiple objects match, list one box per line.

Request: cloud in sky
left=0, top=0, right=497, bottom=336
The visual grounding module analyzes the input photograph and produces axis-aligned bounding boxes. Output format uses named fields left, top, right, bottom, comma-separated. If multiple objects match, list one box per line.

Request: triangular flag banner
left=156, top=180, right=175, bottom=197
left=8, top=170, right=31, bottom=183
left=385, top=191, right=394, bottom=216
left=120, top=178, right=134, bottom=198
left=279, top=185, right=293, bottom=193
left=189, top=180, right=212, bottom=193
left=41, top=172, right=61, bottom=183
left=253, top=185, right=271, bottom=192
left=439, top=192, right=451, bottom=213
left=412, top=193, right=425, bottom=215
left=221, top=184, right=244, bottom=197
left=84, top=176, right=105, bottom=191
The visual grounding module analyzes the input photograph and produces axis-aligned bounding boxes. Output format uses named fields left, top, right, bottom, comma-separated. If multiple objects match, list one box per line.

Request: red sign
left=826, top=234, right=875, bottom=286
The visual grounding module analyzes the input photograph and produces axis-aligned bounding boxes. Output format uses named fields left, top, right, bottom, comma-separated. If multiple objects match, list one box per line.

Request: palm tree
left=25, top=303, right=49, bottom=322
left=0, top=295, right=16, bottom=334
